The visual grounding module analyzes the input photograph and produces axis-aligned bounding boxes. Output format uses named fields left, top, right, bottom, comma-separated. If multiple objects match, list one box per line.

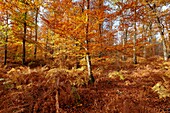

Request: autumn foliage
left=0, top=0, right=170, bottom=112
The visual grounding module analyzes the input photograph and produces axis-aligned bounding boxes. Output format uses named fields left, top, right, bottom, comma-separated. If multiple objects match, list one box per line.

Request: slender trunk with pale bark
left=157, top=14, right=167, bottom=61
left=85, top=0, right=95, bottom=84
left=147, top=3, right=168, bottom=61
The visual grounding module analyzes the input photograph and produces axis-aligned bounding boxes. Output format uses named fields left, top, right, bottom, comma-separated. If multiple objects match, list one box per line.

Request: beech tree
left=85, top=0, right=95, bottom=83
left=0, top=11, right=9, bottom=65
left=34, top=6, right=39, bottom=59
left=146, top=2, right=167, bottom=61
left=0, top=0, right=170, bottom=66
left=0, top=2, right=11, bottom=65
left=4, top=11, right=9, bottom=65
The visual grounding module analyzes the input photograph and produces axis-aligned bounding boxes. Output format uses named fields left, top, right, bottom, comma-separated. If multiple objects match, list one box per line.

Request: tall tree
left=145, top=0, right=169, bottom=61
left=4, top=11, right=9, bottom=65
left=85, top=0, right=95, bottom=83
left=133, top=0, right=137, bottom=64
left=98, top=0, right=104, bottom=57
left=34, top=7, right=39, bottom=59
left=22, top=11, right=27, bottom=65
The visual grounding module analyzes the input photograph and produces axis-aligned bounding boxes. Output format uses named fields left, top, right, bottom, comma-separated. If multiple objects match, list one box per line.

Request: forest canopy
left=0, top=0, right=170, bottom=65
left=0, top=0, right=170, bottom=112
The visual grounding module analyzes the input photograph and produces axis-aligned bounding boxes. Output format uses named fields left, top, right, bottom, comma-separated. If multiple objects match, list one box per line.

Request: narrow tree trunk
left=143, top=42, right=146, bottom=58
left=34, top=7, right=39, bottom=59
left=157, top=16, right=167, bottom=61
left=148, top=22, right=155, bottom=56
left=168, top=40, right=170, bottom=58
left=23, top=12, right=27, bottom=65
left=161, top=31, right=167, bottom=61
left=143, top=25, right=147, bottom=58
left=156, top=19, right=167, bottom=60
left=165, top=21, right=170, bottom=56
left=98, top=23, right=103, bottom=58
left=86, top=52, right=95, bottom=83
left=133, top=25, right=137, bottom=64
left=122, top=28, right=127, bottom=61
left=85, top=0, right=95, bottom=84
left=147, top=3, right=168, bottom=61
left=133, top=1, right=137, bottom=64
left=55, top=77, right=60, bottom=113
left=45, top=36, right=48, bottom=59
left=98, top=0, right=103, bottom=58
left=4, top=12, right=9, bottom=65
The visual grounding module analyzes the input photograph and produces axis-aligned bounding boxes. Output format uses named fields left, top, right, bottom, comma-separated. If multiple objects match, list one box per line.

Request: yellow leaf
left=7, top=68, right=16, bottom=74
left=16, top=85, right=22, bottom=90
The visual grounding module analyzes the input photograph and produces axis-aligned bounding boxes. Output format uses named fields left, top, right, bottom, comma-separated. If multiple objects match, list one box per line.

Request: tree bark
left=133, top=0, right=137, bottom=64
left=122, top=28, right=127, bottom=61
left=157, top=13, right=167, bottom=61
left=147, top=3, right=168, bottom=61
left=45, top=33, right=49, bottom=59
left=85, top=0, right=95, bottom=84
left=23, top=12, right=27, bottom=65
left=165, top=21, right=170, bottom=56
left=98, top=0, right=104, bottom=58
left=4, top=11, right=9, bottom=65
left=143, top=25, right=147, bottom=58
left=55, top=77, right=60, bottom=113
left=148, top=22, right=155, bottom=56
left=34, top=7, right=39, bottom=59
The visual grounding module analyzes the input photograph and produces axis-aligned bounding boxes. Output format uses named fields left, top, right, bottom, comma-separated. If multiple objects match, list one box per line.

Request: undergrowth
left=0, top=65, right=88, bottom=112
left=0, top=56, right=170, bottom=112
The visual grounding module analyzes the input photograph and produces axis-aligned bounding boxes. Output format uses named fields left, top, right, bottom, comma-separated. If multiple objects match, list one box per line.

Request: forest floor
left=64, top=56, right=170, bottom=113
left=0, top=56, right=170, bottom=113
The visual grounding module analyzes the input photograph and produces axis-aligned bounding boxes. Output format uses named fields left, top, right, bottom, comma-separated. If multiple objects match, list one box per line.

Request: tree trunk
left=34, top=7, right=39, bottom=59
left=4, top=12, right=9, bottom=65
left=45, top=35, right=48, bottom=59
left=86, top=53, right=95, bottom=83
left=143, top=25, right=147, bottom=58
left=165, top=21, right=170, bottom=56
left=148, top=22, right=155, bottom=56
left=23, top=12, right=27, bottom=65
left=147, top=3, right=168, bottom=61
left=85, top=0, right=95, bottom=84
left=55, top=77, right=60, bottom=113
left=98, top=0, right=104, bottom=58
left=133, top=1, right=137, bottom=64
left=168, top=24, right=170, bottom=58
left=161, top=31, right=167, bottom=61
left=122, top=28, right=127, bottom=61
left=157, top=13, right=167, bottom=61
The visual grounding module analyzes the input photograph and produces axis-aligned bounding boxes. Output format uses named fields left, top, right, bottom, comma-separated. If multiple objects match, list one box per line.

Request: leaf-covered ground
left=0, top=56, right=170, bottom=113
left=64, top=56, right=170, bottom=113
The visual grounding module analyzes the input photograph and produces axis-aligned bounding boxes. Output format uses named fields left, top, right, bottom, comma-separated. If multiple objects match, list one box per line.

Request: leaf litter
left=0, top=56, right=170, bottom=113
